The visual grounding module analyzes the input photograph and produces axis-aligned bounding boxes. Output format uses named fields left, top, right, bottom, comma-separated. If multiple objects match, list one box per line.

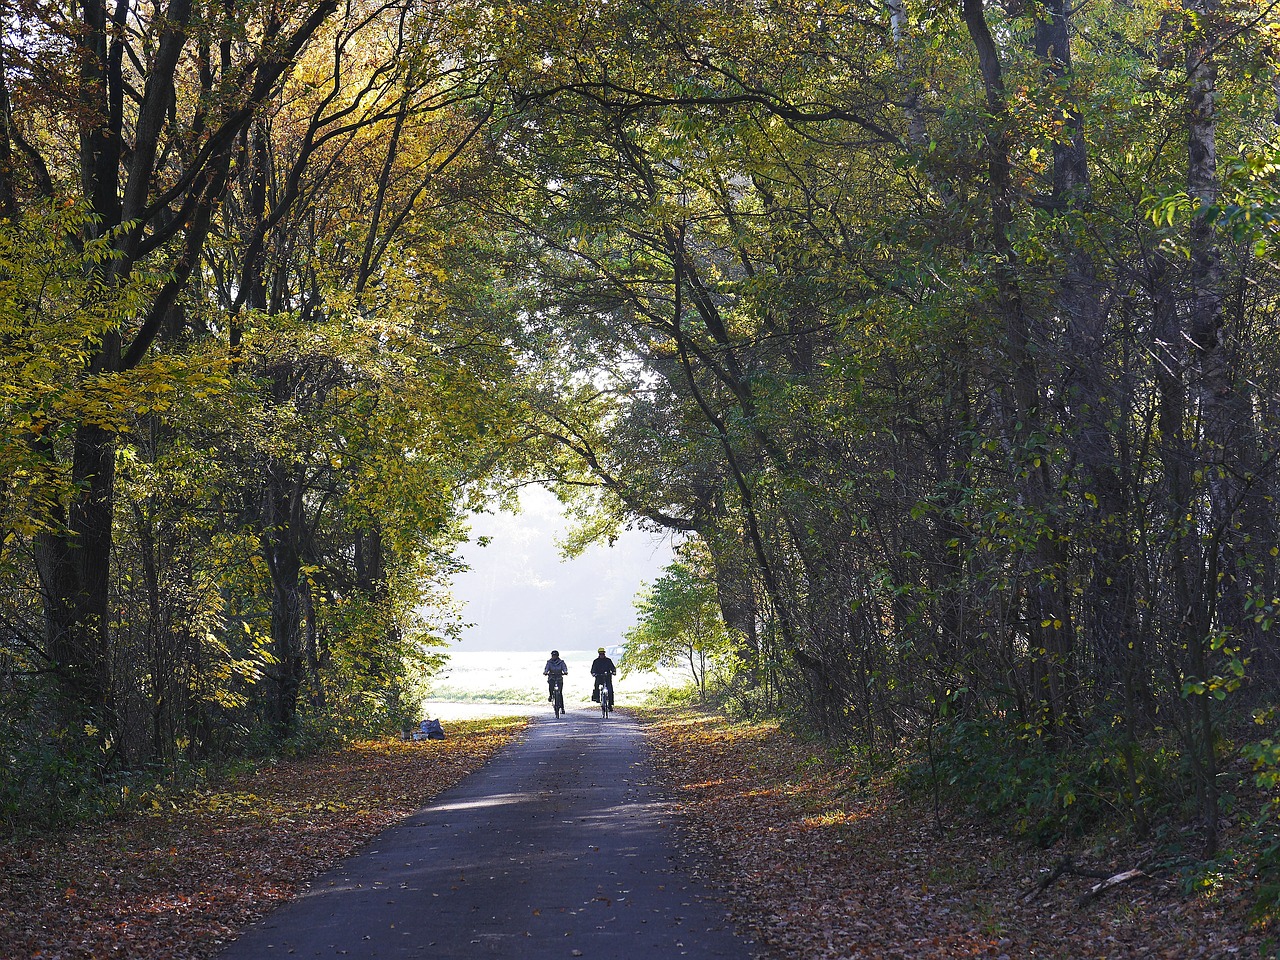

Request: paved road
left=218, top=707, right=752, bottom=959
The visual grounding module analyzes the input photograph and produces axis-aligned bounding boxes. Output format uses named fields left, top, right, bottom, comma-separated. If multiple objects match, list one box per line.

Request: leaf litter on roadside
left=0, top=716, right=526, bottom=960
left=639, top=708, right=1265, bottom=960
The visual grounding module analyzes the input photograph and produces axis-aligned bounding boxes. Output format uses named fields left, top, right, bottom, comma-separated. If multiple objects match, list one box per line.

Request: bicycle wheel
left=554, top=685, right=564, bottom=718
left=600, top=689, right=610, bottom=718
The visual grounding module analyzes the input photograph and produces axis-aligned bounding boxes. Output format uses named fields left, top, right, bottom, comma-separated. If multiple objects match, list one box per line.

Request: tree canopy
left=2, top=0, right=1280, bottom=900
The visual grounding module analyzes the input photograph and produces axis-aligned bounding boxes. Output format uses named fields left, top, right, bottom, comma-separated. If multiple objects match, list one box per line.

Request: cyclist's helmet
left=551, top=650, right=559, bottom=658
left=598, top=647, right=606, bottom=654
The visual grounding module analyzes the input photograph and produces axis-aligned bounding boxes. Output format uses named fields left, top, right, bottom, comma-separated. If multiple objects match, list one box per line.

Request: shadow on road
left=218, top=708, right=752, bottom=959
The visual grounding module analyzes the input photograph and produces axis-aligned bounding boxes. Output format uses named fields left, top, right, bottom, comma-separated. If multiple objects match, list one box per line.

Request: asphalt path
left=217, top=706, right=752, bottom=959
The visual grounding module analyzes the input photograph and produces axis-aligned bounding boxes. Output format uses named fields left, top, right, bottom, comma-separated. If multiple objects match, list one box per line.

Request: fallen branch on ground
left=1077, top=868, right=1149, bottom=907
left=1022, top=857, right=1110, bottom=902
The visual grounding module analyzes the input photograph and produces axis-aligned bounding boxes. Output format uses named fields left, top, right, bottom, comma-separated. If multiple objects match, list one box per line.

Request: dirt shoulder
left=0, top=716, right=527, bottom=960
left=638, top=708, right=1267, bottom=960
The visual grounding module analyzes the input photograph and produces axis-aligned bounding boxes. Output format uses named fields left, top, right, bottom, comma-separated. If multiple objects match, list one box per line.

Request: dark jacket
left=544, top=657, right=569, bottom=676
left=590, top=655, right=616, bottom=678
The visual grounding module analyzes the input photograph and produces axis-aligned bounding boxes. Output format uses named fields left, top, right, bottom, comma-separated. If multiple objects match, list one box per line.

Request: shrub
left=908, top=716, right=1169, bottom=845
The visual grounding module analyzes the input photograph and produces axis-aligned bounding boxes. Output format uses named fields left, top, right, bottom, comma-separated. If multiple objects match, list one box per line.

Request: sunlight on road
left=429, top=792, right=530, bottom=813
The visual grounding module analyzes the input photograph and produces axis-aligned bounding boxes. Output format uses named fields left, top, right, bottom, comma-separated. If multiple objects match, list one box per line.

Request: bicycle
left=599, top=684, right=612, bottom=719
left=549, top=675, right=565, bottom=718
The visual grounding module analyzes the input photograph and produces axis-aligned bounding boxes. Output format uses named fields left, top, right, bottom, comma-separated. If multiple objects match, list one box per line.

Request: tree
left=469, top=0, right=1280, bottom=847
left=1, top=0, right=343, bottom=742
left=623, top=546, right=733, bottom=701
left=1, top=0, right=524, bottom=769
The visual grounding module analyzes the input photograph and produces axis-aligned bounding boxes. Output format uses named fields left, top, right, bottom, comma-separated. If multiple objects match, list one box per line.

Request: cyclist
left=544, top=650, right=569, bottom=702
left=590, top=647, right=616, bottom=705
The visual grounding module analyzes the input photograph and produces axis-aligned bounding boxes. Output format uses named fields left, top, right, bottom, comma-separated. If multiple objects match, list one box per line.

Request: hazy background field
left=423, top=648, right=678, bottom=719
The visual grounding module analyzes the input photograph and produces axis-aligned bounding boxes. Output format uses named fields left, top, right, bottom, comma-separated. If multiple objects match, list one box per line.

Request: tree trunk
left=1034, top=0, right=1142, bottom=702
left=38, top=420, right=119, bottom=732
left=1180, top=0, right=1239, bottom=856
left=1184, top=0, right=1269, bottom=681
left=962, top=0, right=1076, bottom=730
left=262, top=457, right=306, bottom=739
left=0, top=41, right=18, bottom=219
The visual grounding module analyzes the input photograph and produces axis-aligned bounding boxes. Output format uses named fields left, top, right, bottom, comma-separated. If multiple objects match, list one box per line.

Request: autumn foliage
left=4, top=0, right=1280, bottom=931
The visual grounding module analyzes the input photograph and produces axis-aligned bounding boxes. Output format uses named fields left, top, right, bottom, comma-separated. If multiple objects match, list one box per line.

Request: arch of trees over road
left=2, top=0, right=1280, bottom=876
